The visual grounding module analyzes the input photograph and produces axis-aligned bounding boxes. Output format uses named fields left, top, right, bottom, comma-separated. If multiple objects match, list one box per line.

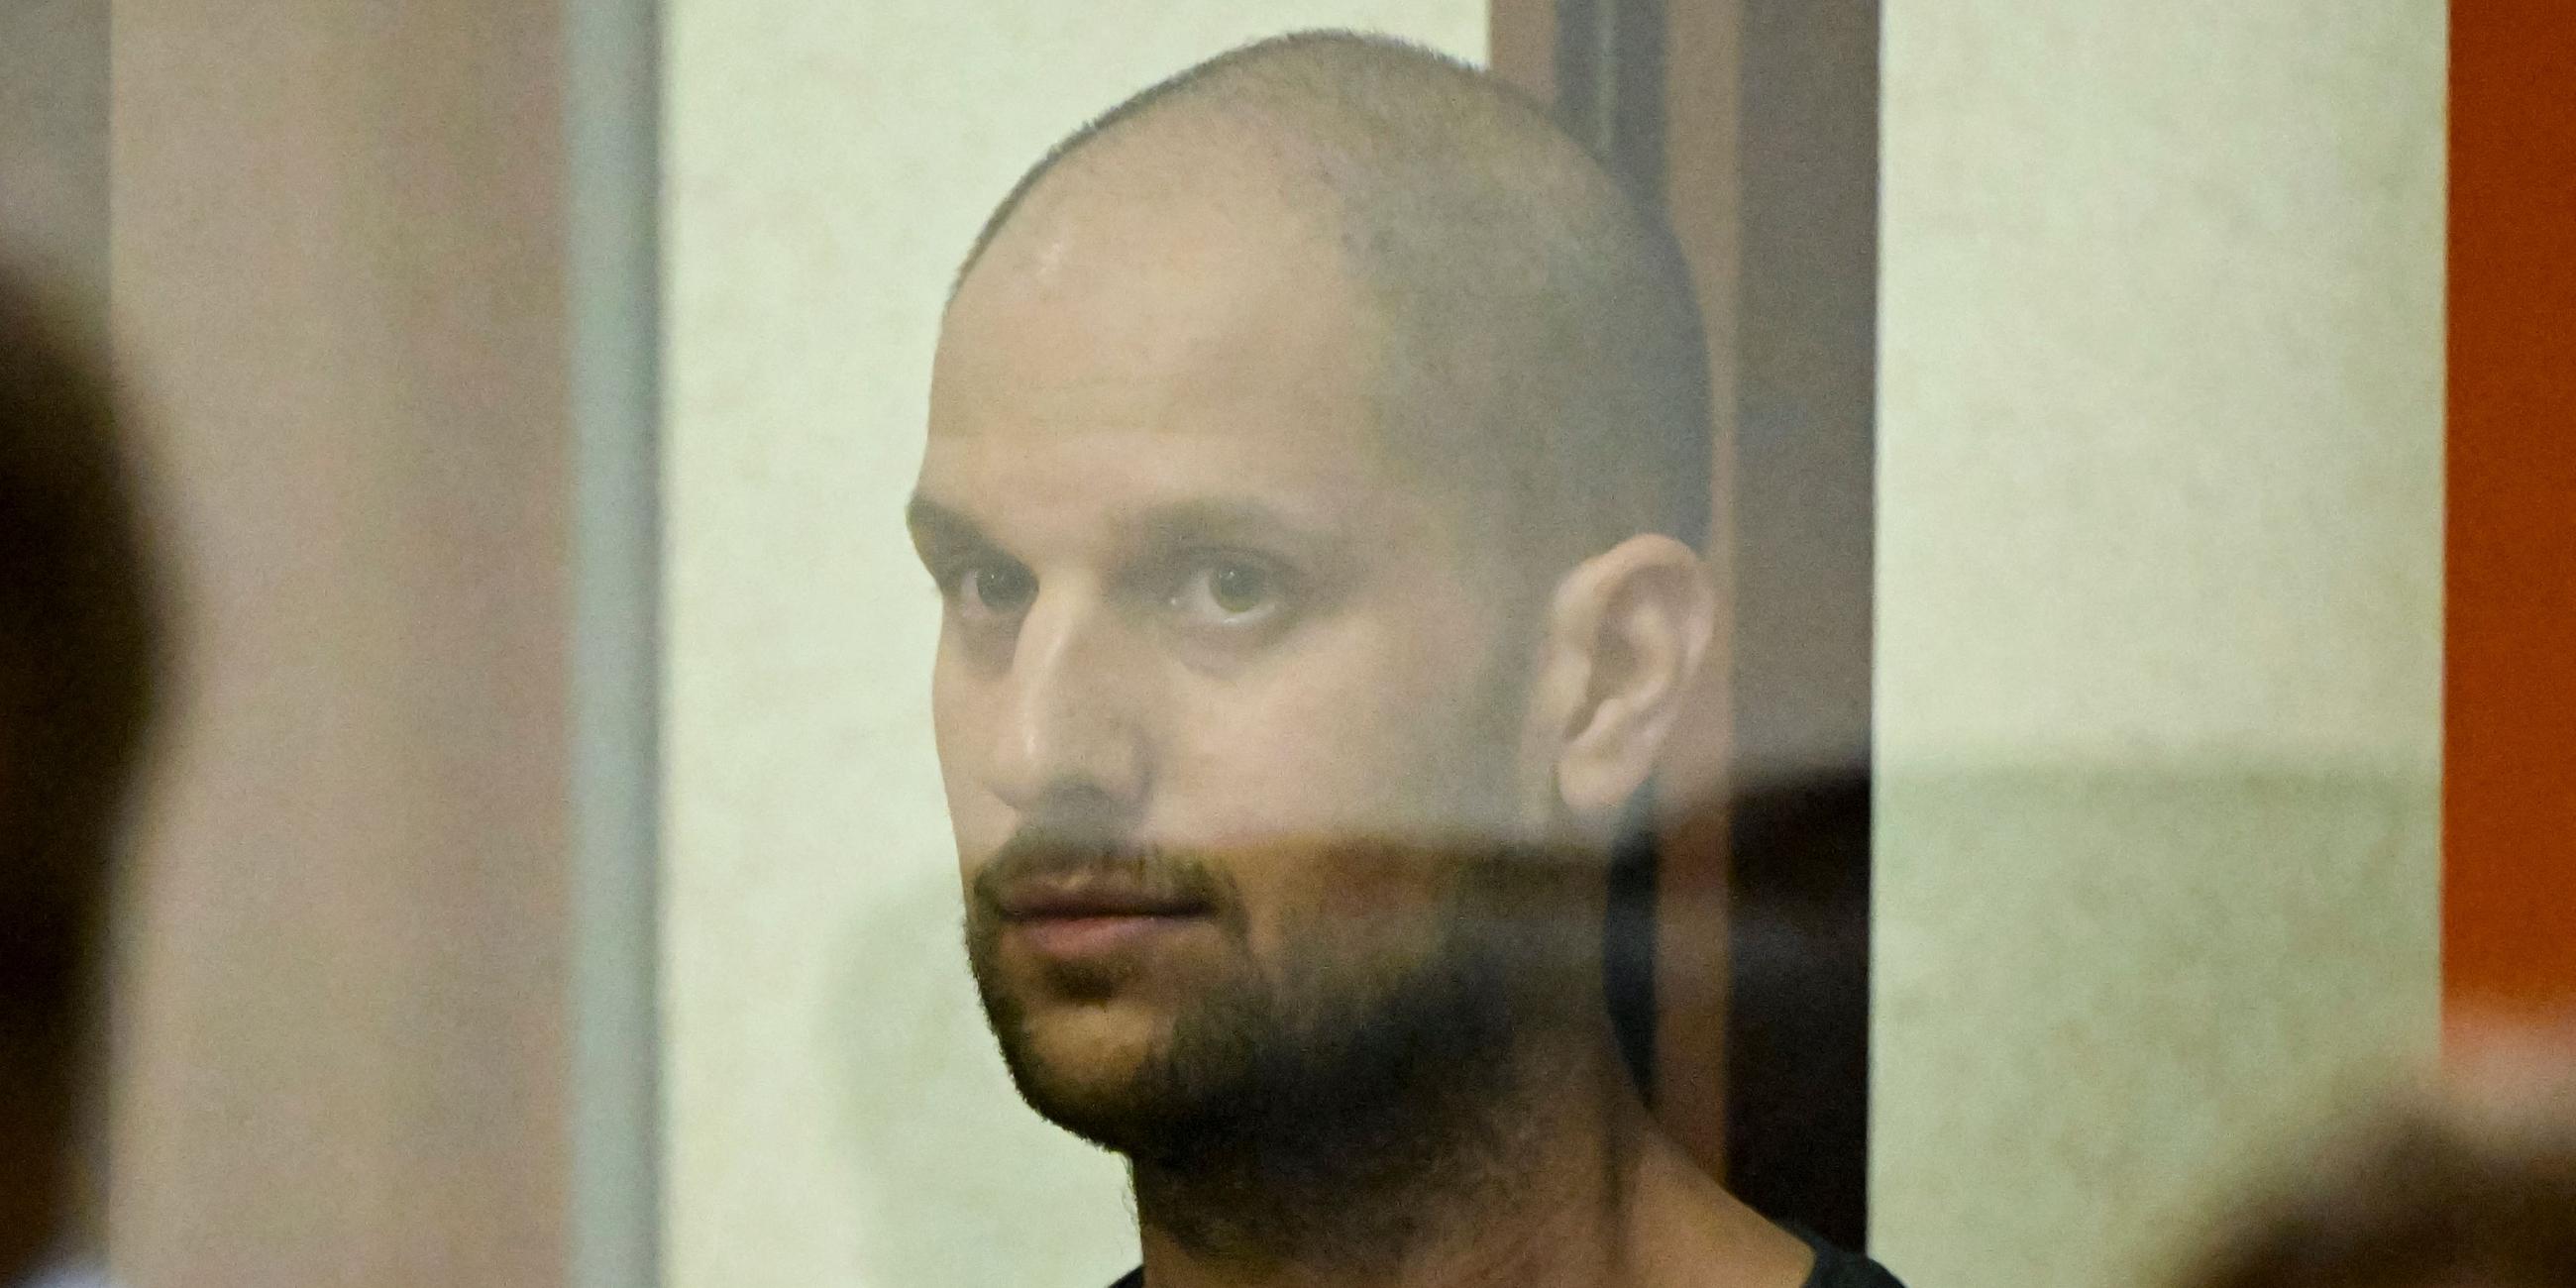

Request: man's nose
left=984, top=585, right=1149, bottom=815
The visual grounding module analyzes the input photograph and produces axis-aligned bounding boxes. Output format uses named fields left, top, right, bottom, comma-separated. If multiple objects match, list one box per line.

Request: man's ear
left=1529, top=534, right=1717, bottom=823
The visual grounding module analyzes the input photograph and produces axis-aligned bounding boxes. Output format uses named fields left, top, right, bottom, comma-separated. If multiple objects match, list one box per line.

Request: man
left=910, top=32, right=1904, bottom=1288
left=0, top=268, right=159, bottom=1285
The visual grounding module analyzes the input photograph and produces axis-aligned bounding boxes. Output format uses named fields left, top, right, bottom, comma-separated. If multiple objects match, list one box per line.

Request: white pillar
left=1872, top=5, right=2447, bottom=1285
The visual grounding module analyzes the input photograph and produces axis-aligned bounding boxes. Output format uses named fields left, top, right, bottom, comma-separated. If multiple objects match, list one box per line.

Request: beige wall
left=661, top=5, right=1485, bottom=1287
left=1872, top=4, right=2447, bottom=1286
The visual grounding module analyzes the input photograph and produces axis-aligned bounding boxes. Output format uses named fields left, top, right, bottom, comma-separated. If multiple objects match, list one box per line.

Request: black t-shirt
left=1795, top=1230, right=1908, bottom=1288
left=1104, top=1227, right=1906, bottom=1286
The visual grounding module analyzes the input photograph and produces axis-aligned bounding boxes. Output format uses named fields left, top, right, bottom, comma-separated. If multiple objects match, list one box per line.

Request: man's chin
left=992, top=1018, right=1178, bottom=1153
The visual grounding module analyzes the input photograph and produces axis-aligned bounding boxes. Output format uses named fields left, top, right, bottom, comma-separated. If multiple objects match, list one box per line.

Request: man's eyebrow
left=905, top=495, right=993, bottom=561
left=906, top=493, right=1354, bottom=567
left=1127, top=498, right=1348, bottom=556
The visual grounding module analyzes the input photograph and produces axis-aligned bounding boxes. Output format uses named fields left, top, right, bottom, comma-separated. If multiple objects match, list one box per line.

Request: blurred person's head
left=911, top=29, right=1717, bottom=1258
left=2182, top=1072, right=2576, bottom=1288
left=0, top=269, right=161, bottom=1277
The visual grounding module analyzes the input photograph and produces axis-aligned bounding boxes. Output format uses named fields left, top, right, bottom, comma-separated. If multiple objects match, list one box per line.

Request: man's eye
left=1169, top=558, right=1283, bottom=625
left=954, top=563, right=1036, bottom=620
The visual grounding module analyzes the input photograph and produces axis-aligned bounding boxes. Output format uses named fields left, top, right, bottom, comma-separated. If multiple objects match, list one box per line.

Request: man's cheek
left=1235, top=856, right=1450, bottom=960
left=941, top=787, right=1012, bottom=883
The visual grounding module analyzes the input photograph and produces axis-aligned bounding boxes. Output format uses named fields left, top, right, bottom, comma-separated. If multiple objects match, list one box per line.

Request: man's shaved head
left=922, top=37, right=1733, bottom=1267
left=950, top=31, right=1713, bottom=571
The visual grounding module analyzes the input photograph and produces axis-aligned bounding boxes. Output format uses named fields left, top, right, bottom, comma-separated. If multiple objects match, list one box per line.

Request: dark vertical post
left=1718, top=0, right=1878, bottom=1250
left=1493, top=0, right=1879, bottom=1250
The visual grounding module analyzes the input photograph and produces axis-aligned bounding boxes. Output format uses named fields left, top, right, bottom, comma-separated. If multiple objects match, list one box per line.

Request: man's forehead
left=916, top=124, right=1506, bottom=563
left=965, top=111, right=1337, bottom=298
left=929, top=160, right=1384, bottom=462
left=935, top=131, right=1365, bottom=407
left=913, top=423, right=1385, bottom=545
left=907, top=468, right=1367, bottom=569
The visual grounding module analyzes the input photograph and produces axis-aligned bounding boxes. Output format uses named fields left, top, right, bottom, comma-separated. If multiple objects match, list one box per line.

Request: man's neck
left=1125, top=1031, right=1816, bottom=1288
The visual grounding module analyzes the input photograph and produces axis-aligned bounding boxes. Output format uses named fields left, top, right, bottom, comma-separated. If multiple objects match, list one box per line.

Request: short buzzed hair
left=954, top=31, right=1713, bottom=570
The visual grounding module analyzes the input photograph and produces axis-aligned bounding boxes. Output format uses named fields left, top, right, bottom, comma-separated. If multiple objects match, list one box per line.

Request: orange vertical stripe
left=2445, top=0, right=2576, bottom=1023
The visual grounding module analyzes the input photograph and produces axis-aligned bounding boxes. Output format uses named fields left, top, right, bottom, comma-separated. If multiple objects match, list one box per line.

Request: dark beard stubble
left=964, top=834, right=1596, bottom=1273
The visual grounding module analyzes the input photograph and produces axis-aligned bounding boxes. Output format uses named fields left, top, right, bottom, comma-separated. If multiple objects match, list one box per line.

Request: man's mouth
left=995, top=879, right=1217, bottom=958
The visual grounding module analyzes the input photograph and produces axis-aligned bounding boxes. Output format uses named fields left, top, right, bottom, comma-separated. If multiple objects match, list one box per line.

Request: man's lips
left=995, top=881, right=1212, bottom=921
left=994, top=879, right=1216, bottom=959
